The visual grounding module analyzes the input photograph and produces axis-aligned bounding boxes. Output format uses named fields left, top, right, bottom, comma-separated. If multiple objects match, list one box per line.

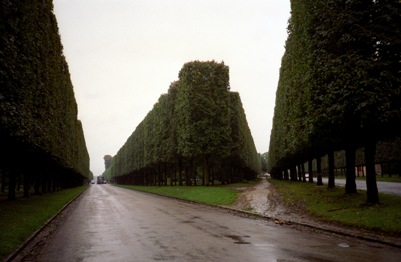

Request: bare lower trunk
left=203, top=157, right=209, bottom=186
left=365, top=141, right=379, bottom=203
left=345, top=145, right=357, bottom=194
left=301, top=164, right=306, bottom=182
left=290, top=166, right=297, bottom=181
left=8, top=171, right=16, bottom=200
left=308, top=159, right=314, bottom=183
left=316, top=157, right=323, bottom=186
left=283, top=169, right=289, bottom=181
left=297, top=164, right=302, bottom=181
left=178, top=159, right=183, bottom=186
left=1, top=169, right=6, bottom=193
left=328, top=151, right=335, bottom=188
left=23, top=172, right=30, bottom=198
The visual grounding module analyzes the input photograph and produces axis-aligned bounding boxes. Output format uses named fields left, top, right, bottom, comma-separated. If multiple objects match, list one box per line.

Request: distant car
left=97, top=176, right=107, bottom=184
left=90, top=180, right=95, bottom=184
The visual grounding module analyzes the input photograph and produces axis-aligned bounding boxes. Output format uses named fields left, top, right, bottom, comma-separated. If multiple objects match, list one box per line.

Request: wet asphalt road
left=37, top=184, right=401, bottom=262
left=322, top=178, right=401, bottom=196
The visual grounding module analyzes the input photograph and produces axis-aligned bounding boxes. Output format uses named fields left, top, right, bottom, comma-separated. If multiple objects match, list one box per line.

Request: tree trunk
left=345, top=145, right=357, bottom=194
left=185, top=161, right=192, bottom=186
left=283, top=169, right=289, bottom=181
left=308, top=159, right=314, bottom=183
left=203, top=157, right=209, bottom=186
left=301, top=164, right=306, bottom=182
left=47, top=174, right=53, bottom=193
left=16, top=174, right=21, bottom=191
left=290, top=165, right=297, bottom=181
left=316, top=157, right=323, bottom=186
left=297, top=164, right=302, bottom=181
left=8, top=171, right=16, bottom=201
left=328, top=151, right=335, bottom=188
left=34, top=172, right=41, bottom=195
left=178, top=159, right=183, bottom=186
left=398, top=161, right=401, bottom=178
left=365, top=141, right=379, bottom=203
left=1, top=169, right=6, bottom=193
left=157, top=165, right=161, bottom=186
left=173, top=164, right=177, bottom=186
left=210, top=166, right=214, bottom=186
left=23, top=172, right=30, bottom=198
left=42, top=172, right=48, bottom=194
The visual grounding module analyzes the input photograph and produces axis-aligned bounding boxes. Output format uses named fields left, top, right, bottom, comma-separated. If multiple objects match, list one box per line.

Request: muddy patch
left=230, top=177, right=312, bottom=223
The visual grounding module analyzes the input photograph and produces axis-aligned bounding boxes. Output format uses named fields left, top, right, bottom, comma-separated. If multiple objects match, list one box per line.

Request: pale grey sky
left=53, top=0, right=291, bottom=176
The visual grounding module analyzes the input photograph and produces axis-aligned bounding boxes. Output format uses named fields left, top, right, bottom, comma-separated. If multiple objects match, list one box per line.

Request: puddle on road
left=338, top=242, right=350, bottom=248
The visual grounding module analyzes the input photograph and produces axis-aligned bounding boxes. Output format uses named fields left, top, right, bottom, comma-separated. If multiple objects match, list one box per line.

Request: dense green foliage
left=268, top=0, right=401, bottom=203
left=106, top=61, right=260, bottom=185
left=0, top=1, right=90, bottom=199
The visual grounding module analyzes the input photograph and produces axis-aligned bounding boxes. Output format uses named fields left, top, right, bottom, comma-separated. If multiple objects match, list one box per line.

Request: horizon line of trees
left=1, top=1, right=91, bottom=200
left=267, top=0, right=401, bottom=203
left=103, top=61, right=260, bottom=186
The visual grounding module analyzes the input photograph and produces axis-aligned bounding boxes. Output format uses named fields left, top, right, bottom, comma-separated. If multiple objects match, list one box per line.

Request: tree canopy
left=1, top=0, right=90, bottom=199
left=106, top=61, right=260, bottom=185
left=268, top=0, right=401, bottom=203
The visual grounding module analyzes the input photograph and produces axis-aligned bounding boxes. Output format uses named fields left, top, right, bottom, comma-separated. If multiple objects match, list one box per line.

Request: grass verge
left=117, top=184, right=243, bottom=206
left=0, top=186, right=87, bottom=260
left=268, top=178, right=401, bottom=235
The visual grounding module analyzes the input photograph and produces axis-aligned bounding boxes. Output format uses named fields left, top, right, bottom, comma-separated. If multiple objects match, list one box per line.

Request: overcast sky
left=53, top=0, right=291, bottom=176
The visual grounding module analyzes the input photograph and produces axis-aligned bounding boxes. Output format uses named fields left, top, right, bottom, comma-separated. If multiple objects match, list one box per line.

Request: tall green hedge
left=268, top=0, right=401, bottom=202
left=1, top=1, right=90, bottom=198
left=108, top=61, right=260, bottom=185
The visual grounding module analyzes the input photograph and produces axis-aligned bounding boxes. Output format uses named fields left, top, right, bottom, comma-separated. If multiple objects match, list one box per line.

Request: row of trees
left=104, top=61, right=260, bottom=185
left=268, top=0, right=401, bottom=203
left=0, top=1, right=91, bottom=200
